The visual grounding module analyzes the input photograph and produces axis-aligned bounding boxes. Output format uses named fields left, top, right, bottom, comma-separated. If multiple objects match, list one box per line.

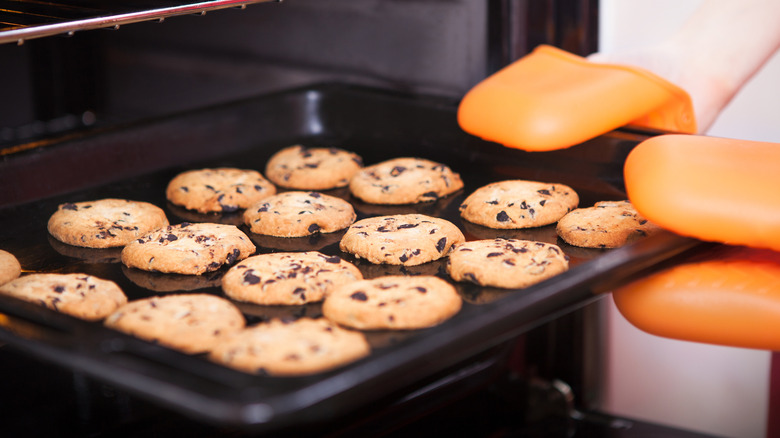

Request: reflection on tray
left=166, top=203, right=245, bottom=226
left=460, top=221, right=560, bottom=245
left=362, top=329, right=419, bottom=349
left=248, top=229, right=346, bottom=253
left=122, top=265, right=223, bottom=293
left=233, top=301, right=324, bottom=325
left=454, top=282, right=516, bottom=305
left=48, top=235, right=123, bottom=264
left=351, top=191, right=463, bottom=219
left=351, top=258, right=448, bottom=280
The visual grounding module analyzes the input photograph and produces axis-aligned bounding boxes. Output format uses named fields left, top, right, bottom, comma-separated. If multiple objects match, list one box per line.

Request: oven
left=0, top=1, right=739, bottom=437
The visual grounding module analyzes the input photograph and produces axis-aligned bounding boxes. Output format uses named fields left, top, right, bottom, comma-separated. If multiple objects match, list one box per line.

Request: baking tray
left=0, top=83, right=702, bottom=432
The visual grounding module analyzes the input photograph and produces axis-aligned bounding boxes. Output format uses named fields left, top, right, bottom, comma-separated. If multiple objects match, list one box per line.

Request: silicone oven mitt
left=616, top=134, right=780, bottom=349
left=457, top=45, right=697, bottom=151
left=613, top=245, right=780, bottom=350
left=625, top=134, right=780, bottom=251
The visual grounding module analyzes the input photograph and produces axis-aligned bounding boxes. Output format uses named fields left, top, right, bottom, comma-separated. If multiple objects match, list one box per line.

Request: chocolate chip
left=293, top=287, right=306, bottom=295
left=463, top=272, right=479, bottom=284
left=415, top=287, right=427, bottom=293
left=62, top=203, right=78, bottom=211
left=323, top=255, right=341, bottom=264
left=308, top=223, right=321, bottom=233
left=486, top=252, right=502, bottom=257
left=254, top=185, right=264, bottom=191
left=539, top=200, right=546, bottom=206
left=309, top=192, right=321, bottom=198
left=496, top=211, right=510, bottom=222
left=226, top=248, right=241, bottom=264
left=537, top=189, right=551, bottom=196
left=421, top=191, right=438, bottom=200
left=399, top=254, right=409, bottom=263
left=436, top=237, right=447, bottom=252
left=52, top=285, right=65, bottom=293
left=390, top=166, right=406, bottom=176
left=350, top=291, right=368, bottom=301
left=398, top=223, right=418, bottom=229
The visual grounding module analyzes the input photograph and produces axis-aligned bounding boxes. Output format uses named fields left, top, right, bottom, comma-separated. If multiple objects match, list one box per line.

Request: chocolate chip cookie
left=104, top=293, right=245, bottom=354
left=121, top=222, right=255, bottom=275
left=166, top=168, right=276, bottom=213
left=322, top=275, right=462, bottom=330
left=265, top=145, right=363, bottom=190
left=243, top=191, right=356, bottom=237
left=446, top=238, right=569, bottom=288
left=0, top=273, right=127, bottom=321
left=47, top=198, right=169, bottom=248
left=340, top=214, right=464, bottom=266
left=209, top=317, right=370, bottom=376
left=556, top=200, right=662, bottom=248
left=222, top=251, right=363, bottom=305
left=349, top=157, right=463, bottom=204
left=459, top=180, right=578, bottom=229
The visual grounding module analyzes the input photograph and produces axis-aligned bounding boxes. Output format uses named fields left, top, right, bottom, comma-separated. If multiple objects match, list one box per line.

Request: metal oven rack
left=0, top=0, right=279, bottom=45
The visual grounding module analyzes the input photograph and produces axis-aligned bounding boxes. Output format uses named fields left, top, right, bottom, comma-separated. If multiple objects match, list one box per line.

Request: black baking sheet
left=0, top=84, right=701, bottom=431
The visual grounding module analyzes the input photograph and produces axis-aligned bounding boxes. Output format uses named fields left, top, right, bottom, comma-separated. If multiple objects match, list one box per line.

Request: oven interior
left=0, top=1, right=721, bottom=437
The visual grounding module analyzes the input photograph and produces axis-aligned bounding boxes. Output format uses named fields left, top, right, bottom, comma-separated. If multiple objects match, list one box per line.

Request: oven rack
left=0, top=0, right=279, bottom=45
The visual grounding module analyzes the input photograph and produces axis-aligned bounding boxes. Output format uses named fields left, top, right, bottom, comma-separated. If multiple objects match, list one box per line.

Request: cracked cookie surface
left=349, top=157, right=463, bottom=205
left=243, top=191, right=356, bottom=237
left=556, top=200, right=661, bottom=248
left=446, top=238, right=569, bottom=289
left=166, top=168, right=276, bottom=213
left=0, top=273, right=127, bottom=321
left=339, top=214, right=464, bottom=266
left=459, top=180, right=578, bottom=229
left=121, top=222, right=255, bottom=275
left=265, top=145, right=363, bottom=190
left=222, top=251, right=362, bottom=305
left=47, top=198, right=169, bottom=248
left=209, top=317, right=370, bottom=376
left=104, top=293, right=245, bottom=354
left=322, top=275, right=462, bottom=330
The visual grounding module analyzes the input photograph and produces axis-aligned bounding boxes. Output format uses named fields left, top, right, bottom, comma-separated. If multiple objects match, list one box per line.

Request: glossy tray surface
left=0, top=84, right=699, bottom=431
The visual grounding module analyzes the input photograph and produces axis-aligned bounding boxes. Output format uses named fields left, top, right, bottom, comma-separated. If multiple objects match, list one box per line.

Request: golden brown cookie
left=221, top=251, right=363, bottom=305
left=104, top=293, right=245, bottom=354
left=339, top=214, right=465, bottom=266
left=209, top=317, right=370, bottom=376
left=0, top=273, right=127, bottom=321
left=47, top=198, right=169, bottom=248
left=0, top=249, right=21, bottom=286
left=349, top=157, right=463, bottom=204
left=264, top=145, right=363, bottom=190
left=166, top=168, right=276, bottom=213
left=459, top=180, right=579, bottom=229
left=121, top=222, right=255, bottom=275
left=322, top=275, right=462, bottom=330
left=556, top=200, right=662, bottom=248
left=243, top=191, right=356, bottom=237
left=446, top=238, right=569, bottom=289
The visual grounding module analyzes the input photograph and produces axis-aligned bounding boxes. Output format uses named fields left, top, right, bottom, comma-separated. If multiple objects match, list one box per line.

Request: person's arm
left=589, top=0, right=780, bottom=132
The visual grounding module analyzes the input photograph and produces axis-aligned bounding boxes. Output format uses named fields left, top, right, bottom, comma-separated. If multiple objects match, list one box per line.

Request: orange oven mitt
left=615, top=134, right=780, bottom=349
left=457, top=45, right=697, bottom=151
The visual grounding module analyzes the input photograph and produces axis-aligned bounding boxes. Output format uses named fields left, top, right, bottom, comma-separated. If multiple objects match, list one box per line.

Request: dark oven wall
left=0, top=0, right=597, bottom=147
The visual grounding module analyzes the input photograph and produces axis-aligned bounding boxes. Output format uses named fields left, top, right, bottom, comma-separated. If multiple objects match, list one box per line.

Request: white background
left=598, top=1, right=780, bottom=437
